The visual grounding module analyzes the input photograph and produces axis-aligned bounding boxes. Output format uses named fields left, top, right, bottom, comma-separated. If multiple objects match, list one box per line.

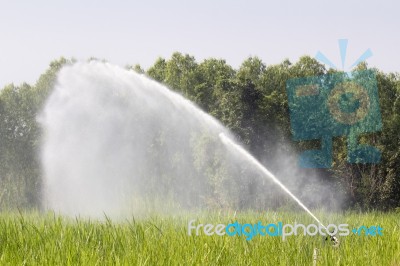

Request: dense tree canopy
left=0, top=54, right=399, bottom=211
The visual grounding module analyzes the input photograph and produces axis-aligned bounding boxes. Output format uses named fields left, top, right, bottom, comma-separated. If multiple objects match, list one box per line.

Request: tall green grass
left=0, top=211, right=398, bottom=265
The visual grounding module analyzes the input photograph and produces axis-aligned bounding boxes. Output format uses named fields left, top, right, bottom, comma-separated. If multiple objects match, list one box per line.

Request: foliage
left=0, top=54, right=399, bottom=211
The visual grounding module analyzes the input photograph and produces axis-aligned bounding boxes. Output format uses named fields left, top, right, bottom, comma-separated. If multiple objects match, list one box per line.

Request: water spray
left=219, top=133, right=342, bottom=246
left=218, top=133, right=326, bottom=229
left=39, top=62, right=338, bottom=249
left=40, top=62, right=231, bottom=218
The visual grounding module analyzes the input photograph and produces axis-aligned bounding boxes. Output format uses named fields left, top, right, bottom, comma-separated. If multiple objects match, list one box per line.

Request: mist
left=39, top=61, right=341, bottom=219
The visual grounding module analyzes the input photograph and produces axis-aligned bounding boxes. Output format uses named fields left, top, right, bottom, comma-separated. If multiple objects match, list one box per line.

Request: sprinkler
left=325, top=234, right=340, bottom=247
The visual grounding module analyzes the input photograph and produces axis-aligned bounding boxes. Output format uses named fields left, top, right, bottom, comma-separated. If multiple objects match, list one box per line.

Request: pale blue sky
left=0, top=0, right=399, bottom=87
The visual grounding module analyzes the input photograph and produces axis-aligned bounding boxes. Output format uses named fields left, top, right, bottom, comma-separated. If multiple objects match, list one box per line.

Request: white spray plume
left=39, top=61, right=337, bottom=221
left=39, top=61, right=232, bottom=218
left=219, top=133, right=325, bottom=228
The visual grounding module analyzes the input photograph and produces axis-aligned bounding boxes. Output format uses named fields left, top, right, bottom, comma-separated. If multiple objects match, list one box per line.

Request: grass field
left=0, top=211, right=398, bottom=265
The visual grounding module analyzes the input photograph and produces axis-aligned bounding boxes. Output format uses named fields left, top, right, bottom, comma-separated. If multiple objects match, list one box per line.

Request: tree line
left=0, top=54, right=399, bottom=211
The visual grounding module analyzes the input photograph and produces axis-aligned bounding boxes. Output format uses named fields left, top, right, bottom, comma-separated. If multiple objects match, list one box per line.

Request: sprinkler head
left=325, top=234, right=340, bottom=247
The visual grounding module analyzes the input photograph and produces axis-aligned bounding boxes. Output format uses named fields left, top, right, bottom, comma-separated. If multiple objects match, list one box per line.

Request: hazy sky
left=0, top=0, right=399, bottom=88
